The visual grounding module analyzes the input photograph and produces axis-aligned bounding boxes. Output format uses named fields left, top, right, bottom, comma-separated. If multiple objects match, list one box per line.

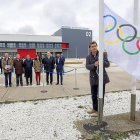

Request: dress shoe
left=16, top=84, right=19, bottom=87
left=61, top=83, right=63, bottom=85
left=21, top=84, right=23, bottom=86
left=5, top=85, right=8, bottom=88
left=47, top=83, right=49, bottom=85
left=9, top=85, right=12, bottom=87
left=39, top=83, right=40, bottom=85
left=87, top=109, right=96, bottom=114
left=56, top=83, right=59, bottom=85
left=91, top=111, right=98, bottom=117
left=30, top=83, right=32, bottom=86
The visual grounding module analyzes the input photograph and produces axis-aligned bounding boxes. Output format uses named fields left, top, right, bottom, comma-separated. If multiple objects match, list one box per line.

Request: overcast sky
left=0, top=0, right=139, bottom=42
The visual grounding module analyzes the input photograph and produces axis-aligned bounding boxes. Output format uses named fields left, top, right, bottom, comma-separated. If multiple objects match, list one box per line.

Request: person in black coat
left=50, top=53, right=55, bottom=69
left=44, top=52, right=55, bottom=85
left=24, top=55, right=33, bottom=86
left=86, top=41, right=110, bottom=117
left=56, top=54, right=64, bottom=85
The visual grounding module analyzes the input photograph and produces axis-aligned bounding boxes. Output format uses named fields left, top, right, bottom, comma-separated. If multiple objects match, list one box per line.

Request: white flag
left=103, top=4, right=140, bottom=80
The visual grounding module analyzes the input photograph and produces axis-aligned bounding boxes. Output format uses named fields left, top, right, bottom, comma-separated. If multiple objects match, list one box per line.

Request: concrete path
left=0, top=64, right=140, bottom=103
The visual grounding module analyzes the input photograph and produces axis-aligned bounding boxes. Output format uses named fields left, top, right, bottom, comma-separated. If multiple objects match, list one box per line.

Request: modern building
left=0, top=26, right=92, bottom=58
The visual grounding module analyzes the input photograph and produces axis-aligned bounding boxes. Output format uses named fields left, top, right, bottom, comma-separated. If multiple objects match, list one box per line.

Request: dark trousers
left=91, top=84, right=105, bottom=111
left=4, top=72, right=11, bottom=86
left=0, top=66, right=2, bottom=74
left=46, top=72, right=53, bottom=84
left=57, top=70, right=63, bottom=84
left=16, top=74, right=23, bottom=85
left=25, top=70, right=32, bottom=84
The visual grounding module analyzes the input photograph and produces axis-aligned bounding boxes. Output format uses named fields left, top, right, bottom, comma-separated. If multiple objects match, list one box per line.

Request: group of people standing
left=43, top=52, right=65, bottom=85
left=1, top=52, right=65, bottom=87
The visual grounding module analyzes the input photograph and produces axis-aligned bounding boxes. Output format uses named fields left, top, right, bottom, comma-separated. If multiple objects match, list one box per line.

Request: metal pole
left=130, top=0, right=138, bottom=121
left=41, top=65, right=47, bottom=93
left=88, top=46, right=89, bottom=55
left=76, top=47, right=77, bottom=59
left=98, top=0, right=104, bottom=126
left=73, top=68, right=79, bottom=90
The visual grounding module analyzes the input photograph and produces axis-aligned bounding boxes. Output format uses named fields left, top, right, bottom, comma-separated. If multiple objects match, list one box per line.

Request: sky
left=0, top=0, right=139, bottom=42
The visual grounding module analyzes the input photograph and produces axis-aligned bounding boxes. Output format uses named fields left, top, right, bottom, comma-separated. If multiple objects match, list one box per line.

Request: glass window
left=0, top=43, right=5, bottom=48
left=37, top=43, right=45, bottom=48
left=0, top=52, right=17, bottom=57
left=7, top=43, right=16, bottom=48
left=19, top=43, right=26, bottom=48
left=29, top=43, right=36, bottom=48
left=46, top=44, right=53, bottom=48
left=54, top=44, right=62, bottom=49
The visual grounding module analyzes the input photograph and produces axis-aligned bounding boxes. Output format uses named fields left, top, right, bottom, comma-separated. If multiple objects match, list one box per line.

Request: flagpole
left=130, top=0, right=139, bottom=121
left=98, top=0, right=104, bottom=126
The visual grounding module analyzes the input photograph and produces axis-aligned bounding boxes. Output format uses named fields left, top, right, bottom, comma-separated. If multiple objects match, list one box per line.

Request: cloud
left=16, top=25, right=35, bottom=34
left=0, top=0, right=136, bottom=42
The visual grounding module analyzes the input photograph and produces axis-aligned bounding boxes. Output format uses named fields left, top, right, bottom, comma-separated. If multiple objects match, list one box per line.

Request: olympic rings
left=103, top=15, right=117, bottom=33
left=122, top=36, right=140, bottom=55
left=104, top=14, right=140, bottom=55
left=117, top=24, right=137, bottom=42
left=136, top=37, right=140, bottom=50
left=104, top=25, right=123, bottom=44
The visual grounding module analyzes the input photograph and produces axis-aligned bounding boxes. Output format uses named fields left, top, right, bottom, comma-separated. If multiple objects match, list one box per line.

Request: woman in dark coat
left=14, top=54, right=24, bottom=86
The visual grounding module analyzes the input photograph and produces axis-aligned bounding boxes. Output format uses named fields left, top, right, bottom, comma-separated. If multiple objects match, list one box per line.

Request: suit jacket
left=44, top=57, right=54, bottom=72
left=61, top=56, right=65, bottom=62
left=24, top=59, right=33, bottom=71
left=56, top=57, right=64, bottom=71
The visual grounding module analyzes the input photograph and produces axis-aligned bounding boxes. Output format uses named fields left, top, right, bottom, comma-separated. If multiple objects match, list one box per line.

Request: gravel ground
left=0, top=91, right=140, bottom=140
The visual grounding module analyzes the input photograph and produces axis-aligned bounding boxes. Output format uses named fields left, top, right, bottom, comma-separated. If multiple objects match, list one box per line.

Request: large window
left=54, top=44, right=62, bottom=49
left=46, top=44, right=53, bottom=48
left=19, top=43, right=26, bottom=48
left=37, top=43, right=45, bottom=48
left=29, top=43, right=36, bottom=48
left=7, top=43, right=16, bottom=48
left=0, top=43, right=5, bottom=48
left=0, top=52, right=17, bottom=57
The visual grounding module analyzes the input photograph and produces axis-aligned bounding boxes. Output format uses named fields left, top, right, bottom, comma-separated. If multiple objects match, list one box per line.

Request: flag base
left=73, top=88, right=79, bottom=90
left=98, top=98, right=103, bottom=126
left=41, top=90, right=47, bottom=93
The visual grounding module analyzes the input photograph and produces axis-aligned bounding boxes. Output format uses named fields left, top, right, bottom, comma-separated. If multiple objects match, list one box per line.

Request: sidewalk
left=0, top=68, right=140, bottom=103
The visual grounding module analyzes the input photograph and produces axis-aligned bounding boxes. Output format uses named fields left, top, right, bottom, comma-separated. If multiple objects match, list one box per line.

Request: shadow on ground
left=74, top=111, right=140, bottom=139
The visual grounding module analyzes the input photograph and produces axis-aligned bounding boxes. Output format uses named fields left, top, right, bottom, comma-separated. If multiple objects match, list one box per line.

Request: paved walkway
left=0, top=64, right=140, bottom=103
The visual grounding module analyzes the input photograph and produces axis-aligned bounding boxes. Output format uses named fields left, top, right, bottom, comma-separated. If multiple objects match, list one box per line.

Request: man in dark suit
left=50, top=53, right=55, bottom=69
left=44, top=52, right=55, bottom=85
left=24, top=55, right=33, bottom=86
left=56, top=54, right=64, bottom=85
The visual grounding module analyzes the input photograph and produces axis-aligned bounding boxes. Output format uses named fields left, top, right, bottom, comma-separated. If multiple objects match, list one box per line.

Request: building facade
left=0, top=26, right=92, bottom=58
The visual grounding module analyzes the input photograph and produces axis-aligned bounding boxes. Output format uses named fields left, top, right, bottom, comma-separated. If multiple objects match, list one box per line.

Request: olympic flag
left=103, top=4, right=140, bottom=80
